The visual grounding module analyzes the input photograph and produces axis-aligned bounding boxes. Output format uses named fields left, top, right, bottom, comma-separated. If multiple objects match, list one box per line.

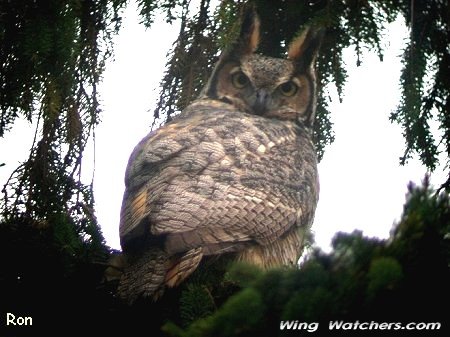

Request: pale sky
left=0, top=3, right=446, bottom=253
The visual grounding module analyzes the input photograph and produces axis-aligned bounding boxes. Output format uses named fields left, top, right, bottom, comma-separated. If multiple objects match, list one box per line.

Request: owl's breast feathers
left=118, top=99, right=319, bottom=301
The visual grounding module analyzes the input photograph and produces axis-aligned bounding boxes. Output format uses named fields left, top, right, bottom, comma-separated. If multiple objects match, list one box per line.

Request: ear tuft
left=288, top=26, right=325, bottom=69
left=236, top=4, right=260, bottom=55
left=198, top=5, right=260, bottom=99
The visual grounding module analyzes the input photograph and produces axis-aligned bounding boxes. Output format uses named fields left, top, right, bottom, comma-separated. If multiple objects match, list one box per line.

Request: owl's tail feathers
left=165, top=247, right=203, bottom=287
left=116, top=247, right=204, bottom=304
left=117, top=248, right=168, bottom=304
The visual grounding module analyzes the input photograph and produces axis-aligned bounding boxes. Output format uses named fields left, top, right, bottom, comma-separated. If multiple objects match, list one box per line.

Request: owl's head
left=200, top=7, right=324, bottom=127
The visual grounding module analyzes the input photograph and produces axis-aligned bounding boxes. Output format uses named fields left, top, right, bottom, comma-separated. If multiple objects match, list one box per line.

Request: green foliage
left=387, top=178, right=450, bottom=311
left=390, top=0, right=449, bottom=173
left=225, top=262, right=264, bottom=288
left=164, top=179, right=449, bottom=335
left=179, top=284, right=216, bottom=326
left=0, top=178, right=447, bottom=336
left=153, top=0, right=219, bottom=124
left=0, top=1, right=449, bottom=334
left=0, top=0, right=127, bottom=261
left=1, top=7, right=120, bottom=333
left=164, top=287, right=265, bottom=337
left=137, top=0, right=185, bottom=27
left=366, top=257, right=403, bottom=299
left=282, top=287, right=333, bottom=322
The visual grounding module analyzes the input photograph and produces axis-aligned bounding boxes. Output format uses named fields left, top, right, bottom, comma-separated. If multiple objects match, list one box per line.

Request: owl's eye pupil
left=279, top=81, right=298, bottom=96
left=231, top=71, right=249, bottom=89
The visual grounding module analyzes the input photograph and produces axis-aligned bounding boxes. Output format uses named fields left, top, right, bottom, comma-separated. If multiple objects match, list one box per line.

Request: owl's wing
left=120, top=110, right=230, bottom=244
left=120, top=103, right=318, bottom=257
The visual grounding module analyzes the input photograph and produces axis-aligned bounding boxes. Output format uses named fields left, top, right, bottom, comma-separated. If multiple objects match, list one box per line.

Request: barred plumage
left=117, top=7, right=322, bottom=303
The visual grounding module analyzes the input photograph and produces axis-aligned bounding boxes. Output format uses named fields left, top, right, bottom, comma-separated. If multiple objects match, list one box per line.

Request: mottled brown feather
left=117, top=8, right=322, bottom=303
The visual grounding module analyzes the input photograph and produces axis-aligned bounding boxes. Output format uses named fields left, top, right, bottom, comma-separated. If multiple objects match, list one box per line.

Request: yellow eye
left=231, top=71, right=249, bottom=89
left=279, top=81, right=298, bottom=96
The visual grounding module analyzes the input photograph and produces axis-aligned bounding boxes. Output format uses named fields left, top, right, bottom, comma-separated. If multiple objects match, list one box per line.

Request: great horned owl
left=117, top=8, right=322, bottom=303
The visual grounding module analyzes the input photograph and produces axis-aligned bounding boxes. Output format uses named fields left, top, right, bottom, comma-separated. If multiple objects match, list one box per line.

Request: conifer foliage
left=0, top=1, right=449, bottom=336
left=161, top=179, right=450, bottom=337
left=0, top=0, right=128, bottom=251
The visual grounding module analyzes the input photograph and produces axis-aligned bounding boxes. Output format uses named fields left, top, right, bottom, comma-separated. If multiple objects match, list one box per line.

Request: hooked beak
left=252, top=89, right=270, bottom=115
